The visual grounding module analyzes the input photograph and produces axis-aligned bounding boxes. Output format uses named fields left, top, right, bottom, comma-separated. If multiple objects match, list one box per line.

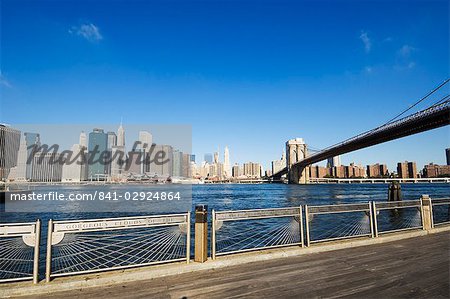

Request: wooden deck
left=20, top=231, right=450, bottom=298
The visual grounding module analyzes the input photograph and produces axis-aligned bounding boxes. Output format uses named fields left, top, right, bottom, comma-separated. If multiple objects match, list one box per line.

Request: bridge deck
left=19, top=231, right=450, bottom=299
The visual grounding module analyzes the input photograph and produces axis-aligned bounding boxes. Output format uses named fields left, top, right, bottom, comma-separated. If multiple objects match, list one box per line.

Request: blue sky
left=1, top=0, right=449, bottom=171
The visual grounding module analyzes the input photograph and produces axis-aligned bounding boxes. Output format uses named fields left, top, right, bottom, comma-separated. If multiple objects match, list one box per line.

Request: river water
left=1, top=183, right=449, bottom=223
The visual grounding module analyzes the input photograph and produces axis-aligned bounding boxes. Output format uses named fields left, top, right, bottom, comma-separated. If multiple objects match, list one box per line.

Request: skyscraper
left=214, top=151, right=219, bottom=164
left=14, top=135, right=28, bottom=181
left=88, top=128, right=108, bottom=179
left=172, top=150, right=183, bottom=177
left=79, top=131, right=87, bottom=148
left=107, top=132, right=117, bottom=149
left=62, top=144, right=87, bottom=182
left=117, top=122, right=125, bottom=147
left=0, top=124, right=21, bottom=180
left=327, top=155, right=341, bottom=168
left=138, top=131, right=152, bottom=149
left=223, top=146, right=231, bottom=178
left=23, top=132, right=41, bottom=180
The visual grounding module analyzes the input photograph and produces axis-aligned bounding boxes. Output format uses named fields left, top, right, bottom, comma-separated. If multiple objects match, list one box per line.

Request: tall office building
left=24, top=132, right=41, bottom=180
left=117, top=122, right=125, bottom=147
left=110, top=145, right=126, bottom=179
left=446, top=148, right=450, bottom=166
left=31, top=152, right=63, bottom=182
left=13, top=136, right=28, bottom=181
left=214, top=151, right=219, bottom=164
left=148, top=144, right=173, bottom=177
left=0, top=125, right=21, bottom=180
left=88, top=128, right=108, bottom=179
left=243, top=162, right=262, bottom=178
left=138, top=131, right=152, bottom=149
left=232, top=164, right=240, bottom=177
left=79, top=131, right=87, bottom=148
left=62, top=144, right=87, bottom=182
left=107, top=132, right=117, bottom=149
left=190, top=154, right=196, bottom=163
left=172, top=150, right=183, bottom=177
left=327, top=155, right=341, bottom=168
left=182, top=153, right=191, bottom=177
left=272, top=152, right=286, bottom=175
left=204, top=153, right=213, bottom=164
left=223, top=146, right=231, bottom=178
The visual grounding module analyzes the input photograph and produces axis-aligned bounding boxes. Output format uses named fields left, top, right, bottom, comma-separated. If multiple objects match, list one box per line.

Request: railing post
left=371, top=202, right=378, bottom=237
left=33, top=219, right=41, bottom=284
left=186, top=211, right=191, bottom=264
left=420, top=195, right=433, bottom=230
left=305, top=205, right=310, bottom=247
left=299, top=206, right=304, bottom=248
left=45, top=219, right=53, bottom=282
left=368, top=202, right=374, bottom=238
left=194, top=205, right=208, bottom=263
left=212, top=209, right=216, bottom=259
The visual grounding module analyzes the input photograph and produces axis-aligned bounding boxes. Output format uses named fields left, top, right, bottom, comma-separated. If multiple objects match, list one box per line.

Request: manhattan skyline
left=1, top=0, right=449, bottom=171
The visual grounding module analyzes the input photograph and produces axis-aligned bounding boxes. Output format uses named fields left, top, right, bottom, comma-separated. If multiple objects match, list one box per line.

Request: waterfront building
left=232, top=164, right=240, bottom=177
left=366, top=163, right=388, bottom=178
left=13, top=136, right=28, bottom=181
left=223, top=146, right=231, bottom=178
left=0, top=125, right=21, bottom=180
left=110, top=145, right=126, bottom=180
left=172, top=150, right=183, bottom=177
left=182, top=153, right=191, bottom=177
left=204, top=153, right=213, bottom=164
left=422, top=163, right=450, bottom=178
left=309, top=165, right=329, bottom=178
left=31, top=152, right=63, bottom=182
left=88, top=128, right=108, bottom=180
left=397, top=161, right=417, bottom=179
left=271, top=152, right=286, bottom=175
left=148, top=144, right=173, bottom=177
left=22, top=132, right=41, bottom=180
left=62, top=144, right=87, bottom=182
left=127, top=150, right=145, bottom=175
left=243, top=162, right=262, bottom=178
left=346, top=163, right=365, bottom=178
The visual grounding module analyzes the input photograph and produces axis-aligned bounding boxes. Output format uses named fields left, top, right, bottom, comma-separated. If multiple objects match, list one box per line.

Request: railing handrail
left=214, top=206, right=301, bottom=222
left=51, top=213, right=189, bottom=224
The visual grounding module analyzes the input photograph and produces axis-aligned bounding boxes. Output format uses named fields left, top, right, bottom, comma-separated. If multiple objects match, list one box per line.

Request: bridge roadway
left=19, top=231, right=449, bottom=299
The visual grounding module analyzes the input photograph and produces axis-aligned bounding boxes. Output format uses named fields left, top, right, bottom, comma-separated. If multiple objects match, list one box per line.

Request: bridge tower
left=286, top=138, right=309, bottom=184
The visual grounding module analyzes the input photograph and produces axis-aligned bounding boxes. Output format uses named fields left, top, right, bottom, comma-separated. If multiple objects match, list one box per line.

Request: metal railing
left=372, top=200, right=423, bottom=236
left=45, top=213, right=190, bottom=281
left=212, top=207, right=303, bottom=259
left=430, top=198, right=450, bottom=227
left=0, top=220, right=41, bottom=284
left=305, top=203, right=373, bottom=245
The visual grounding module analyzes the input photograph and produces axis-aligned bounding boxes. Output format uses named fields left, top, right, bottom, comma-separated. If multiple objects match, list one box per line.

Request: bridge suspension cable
left=383, top=78, right=449, bottom=125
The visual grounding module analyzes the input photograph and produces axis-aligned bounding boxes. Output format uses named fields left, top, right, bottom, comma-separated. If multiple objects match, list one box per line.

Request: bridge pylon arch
left=286, top=138, right=309, bottom=184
